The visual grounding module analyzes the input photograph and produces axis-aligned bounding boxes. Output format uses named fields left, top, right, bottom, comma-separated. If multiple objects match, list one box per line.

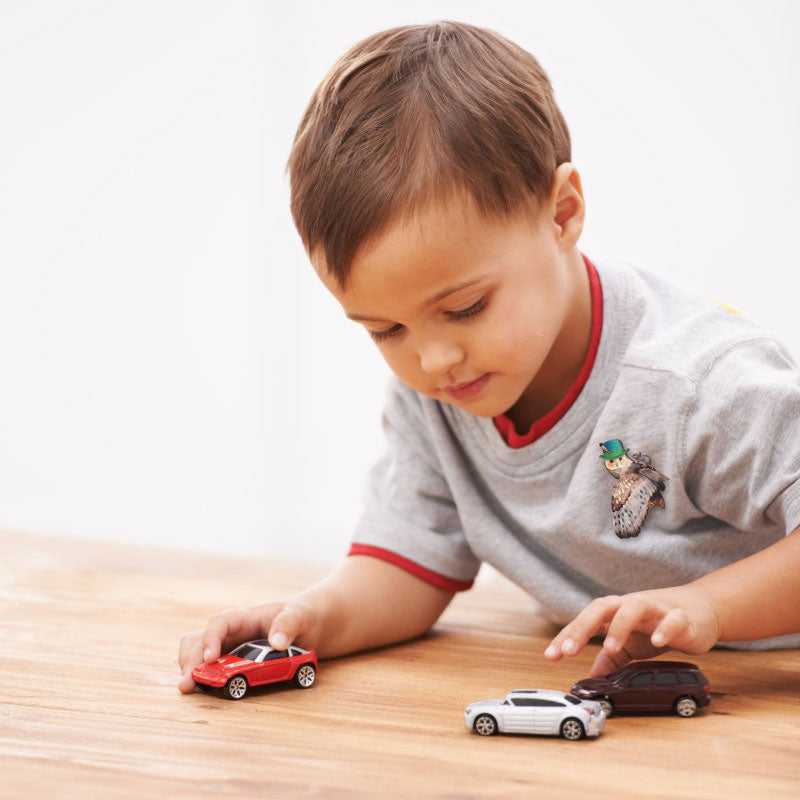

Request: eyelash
left=446, top=295, right=488, bottom=320
left=368, top=296, right=489, bottom=343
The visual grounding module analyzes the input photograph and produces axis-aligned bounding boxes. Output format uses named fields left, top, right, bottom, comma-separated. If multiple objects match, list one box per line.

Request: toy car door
left=252, top=649, right=294, bottom=685
left=614, top=670, right=654, bottom=710
left=502, top=698, right=536, bottom=733
left=530, top=699, right=563, bottom=734
left=651, top=669, right=681, bottom=709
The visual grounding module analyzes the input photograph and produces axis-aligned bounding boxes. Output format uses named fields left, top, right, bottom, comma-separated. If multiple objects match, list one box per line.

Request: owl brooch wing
left=611, top=472, right=665, bottom=539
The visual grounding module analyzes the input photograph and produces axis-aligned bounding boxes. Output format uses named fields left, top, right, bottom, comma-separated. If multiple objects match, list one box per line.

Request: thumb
left=267, top=601, right=315, bottom=650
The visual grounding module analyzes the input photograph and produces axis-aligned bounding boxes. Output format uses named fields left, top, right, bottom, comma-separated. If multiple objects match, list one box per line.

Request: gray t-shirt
left=353, top=258, right=800, bottom=649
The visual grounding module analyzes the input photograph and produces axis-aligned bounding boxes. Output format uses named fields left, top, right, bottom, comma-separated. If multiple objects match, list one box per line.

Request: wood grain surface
left=2, top=530, right=799, bottom=799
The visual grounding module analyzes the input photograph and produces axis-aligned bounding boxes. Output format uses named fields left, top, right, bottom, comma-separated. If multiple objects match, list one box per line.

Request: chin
left=447, top=395, right=510, bottom=418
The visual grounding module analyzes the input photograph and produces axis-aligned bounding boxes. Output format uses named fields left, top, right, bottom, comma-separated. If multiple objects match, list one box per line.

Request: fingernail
left=652, top=631, right=665, bottom=645
left=562, top=638, right=576, bottom=654
left=203, top=648, right=212, bottom=662
left=544, top=645, right=558, bottom=658
left=604, top=636, right=618, bottom=652
left=271, top=631, right=288, bottom=649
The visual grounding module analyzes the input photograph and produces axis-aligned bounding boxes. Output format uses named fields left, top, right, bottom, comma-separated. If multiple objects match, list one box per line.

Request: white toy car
left=464, top=689, right=606, bottom=740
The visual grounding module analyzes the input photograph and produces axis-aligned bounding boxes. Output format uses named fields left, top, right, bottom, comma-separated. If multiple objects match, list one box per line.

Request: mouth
left=444, top=373, right=491, bottom=400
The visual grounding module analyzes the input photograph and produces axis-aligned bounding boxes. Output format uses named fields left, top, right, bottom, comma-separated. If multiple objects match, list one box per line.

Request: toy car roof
left=613, top=660, right=700, bottom=671
left=506, top=689, right=570, bottom=699
left=245, top=639, right=310, bottom=654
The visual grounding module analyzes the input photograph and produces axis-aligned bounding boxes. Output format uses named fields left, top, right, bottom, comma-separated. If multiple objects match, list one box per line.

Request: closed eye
left=445, top=296, right=488, bottom=320
left=367, top=295, right=488, bottom=343
left=369, top=324, right=404, bottom=343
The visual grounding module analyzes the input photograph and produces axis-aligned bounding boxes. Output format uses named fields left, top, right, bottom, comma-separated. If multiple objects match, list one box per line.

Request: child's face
left=312, top=168, right=588, bottom=423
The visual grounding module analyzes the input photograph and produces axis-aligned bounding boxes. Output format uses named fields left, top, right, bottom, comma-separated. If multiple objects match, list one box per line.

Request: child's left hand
left=543, top=584, right=722, bottom=677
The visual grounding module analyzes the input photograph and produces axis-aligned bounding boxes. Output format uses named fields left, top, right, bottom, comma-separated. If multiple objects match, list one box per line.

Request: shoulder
left=596, top=259, right=795, bottom=386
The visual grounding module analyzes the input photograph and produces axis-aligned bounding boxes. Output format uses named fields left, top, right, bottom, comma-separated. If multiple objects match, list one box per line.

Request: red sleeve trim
left=347, top=543, right=475, bottom=592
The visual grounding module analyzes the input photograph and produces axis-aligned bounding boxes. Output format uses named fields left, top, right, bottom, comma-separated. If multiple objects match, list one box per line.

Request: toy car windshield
left=229, top=644, right=264, bottom=661
left=610, top=667, right=635, bottom=683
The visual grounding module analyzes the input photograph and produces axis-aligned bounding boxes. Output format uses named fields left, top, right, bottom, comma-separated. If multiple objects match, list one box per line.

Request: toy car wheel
left=223, top=675, right=249, bottom=700
left=674, top=696, right=698, bottom=717
left=560, top=718, right=585, bottom=740
left=294, top=664, right=316, bottom=688
left=598, top=697, right=614, bottom=717
left=473, top=714, right=498, bottom=736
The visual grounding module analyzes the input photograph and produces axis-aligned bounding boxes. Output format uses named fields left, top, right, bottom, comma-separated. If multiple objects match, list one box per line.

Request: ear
left=549, top=163, right=585, bottom=251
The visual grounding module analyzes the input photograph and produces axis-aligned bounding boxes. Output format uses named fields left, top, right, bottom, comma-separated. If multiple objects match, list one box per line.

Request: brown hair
left=287, top=20, right=571, bottom=288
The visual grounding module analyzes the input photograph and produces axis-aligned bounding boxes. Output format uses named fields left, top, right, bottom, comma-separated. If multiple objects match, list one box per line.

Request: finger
left=178, top=631, right=201, bottom=672
left=200, top=607, right=266, bottom=664
left=650, top=607, right=690, bottom=648
left=589, top=646, right=627, bottom=678
left=198, top=613, right=235, bottom=665
left=199, top=601, right=289, bottom=663
left=268, top=601, right=314, bottom=650
left=544, top=596, right=623, bottom=661
left=589, top=631, right=668, bottom=678
left=178, top=664, right=198, bottom=694
left=177, top=633, right=204, bottom=693
left=604, top=596, right=668, bottom=654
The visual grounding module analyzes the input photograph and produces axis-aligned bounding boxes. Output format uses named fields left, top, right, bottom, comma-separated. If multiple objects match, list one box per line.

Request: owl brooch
left=599, top=439, right=668, bottom=539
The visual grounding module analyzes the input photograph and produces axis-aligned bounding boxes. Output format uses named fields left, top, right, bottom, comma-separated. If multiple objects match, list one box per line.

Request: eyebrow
left=345, top=274, right=489, bottom=323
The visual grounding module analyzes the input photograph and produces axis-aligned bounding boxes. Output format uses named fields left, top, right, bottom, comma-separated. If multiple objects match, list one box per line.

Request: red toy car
left=192, top=639, right=317, bottom=700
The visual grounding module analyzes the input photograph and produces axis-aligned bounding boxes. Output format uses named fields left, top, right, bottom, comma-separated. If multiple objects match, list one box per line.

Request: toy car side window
left=531, top=700, right=565, bottom=707
left=264, top=650, right=288, bottom=660
left=630, top=672, right=653, bottom=685
left=655, top=671, right=678, bottom=684
left=679, top=671, right=697, bottom=683
left=510, top=698, right=537, bottom=706
left=288, top=647, right=299, bottom=657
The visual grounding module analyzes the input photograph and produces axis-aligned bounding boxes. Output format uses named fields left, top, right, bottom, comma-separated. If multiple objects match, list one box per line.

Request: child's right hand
left=177, top=599, right=322, bottom=693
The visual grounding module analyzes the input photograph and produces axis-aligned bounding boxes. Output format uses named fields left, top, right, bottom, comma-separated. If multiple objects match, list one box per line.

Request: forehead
left=313, top=195, right=543, bottom=308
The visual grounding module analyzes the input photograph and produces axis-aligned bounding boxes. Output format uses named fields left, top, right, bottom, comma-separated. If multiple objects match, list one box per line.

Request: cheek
left=483, top=312, right=547, bottom=366
left=375, top=342, right=420, bottom=383
left=485, top=285, right=564, bottom=360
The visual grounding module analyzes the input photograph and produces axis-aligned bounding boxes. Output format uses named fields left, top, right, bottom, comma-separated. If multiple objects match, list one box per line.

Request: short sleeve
left=682, top=338, right=800, bottom=534
left=350, top=379, right=481, bottom=591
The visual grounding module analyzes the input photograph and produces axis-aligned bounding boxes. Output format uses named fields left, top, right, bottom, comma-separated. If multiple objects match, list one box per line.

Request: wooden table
left=2, top=531, right=799, bottom=799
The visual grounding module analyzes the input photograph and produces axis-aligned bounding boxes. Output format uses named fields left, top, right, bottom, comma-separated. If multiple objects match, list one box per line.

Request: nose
left=417, top=337, right=465, bottom=376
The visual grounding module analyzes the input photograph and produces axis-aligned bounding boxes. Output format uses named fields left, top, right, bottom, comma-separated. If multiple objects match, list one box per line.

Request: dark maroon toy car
left=192, top=639, right=317, bottom=700
left=571, top=660, right=710, bottom=717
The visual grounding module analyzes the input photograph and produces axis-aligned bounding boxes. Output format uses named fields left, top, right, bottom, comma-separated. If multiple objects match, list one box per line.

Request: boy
left=178, top=21, right=800, bottom=692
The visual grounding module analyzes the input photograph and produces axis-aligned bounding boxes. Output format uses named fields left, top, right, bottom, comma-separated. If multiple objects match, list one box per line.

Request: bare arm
left=692, top=524, right=800, bottom=641
left=298, top=555, right=455, bottom=658
left=178, top=554, right=455, bottom=691
left=544, top=527, right=800, bottom=676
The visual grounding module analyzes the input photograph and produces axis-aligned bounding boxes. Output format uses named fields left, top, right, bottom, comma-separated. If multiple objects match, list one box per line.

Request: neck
left=505, top=249, right=592, bottom=434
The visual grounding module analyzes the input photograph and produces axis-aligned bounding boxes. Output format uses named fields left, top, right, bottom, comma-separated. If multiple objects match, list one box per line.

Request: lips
left=444, top=373, right=490, bottom=400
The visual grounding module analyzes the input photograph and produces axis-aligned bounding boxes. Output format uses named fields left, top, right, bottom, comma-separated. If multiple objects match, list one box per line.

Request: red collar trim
left=493, top=254, right=603, bottom=449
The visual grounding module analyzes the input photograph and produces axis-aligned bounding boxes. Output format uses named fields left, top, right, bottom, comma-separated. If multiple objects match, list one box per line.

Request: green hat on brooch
left=599, top=439, right=629, bottom=460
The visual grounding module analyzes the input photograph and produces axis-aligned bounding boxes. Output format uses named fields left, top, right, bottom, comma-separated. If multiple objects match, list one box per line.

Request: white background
left=1, top=0, right=798, bottom=561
